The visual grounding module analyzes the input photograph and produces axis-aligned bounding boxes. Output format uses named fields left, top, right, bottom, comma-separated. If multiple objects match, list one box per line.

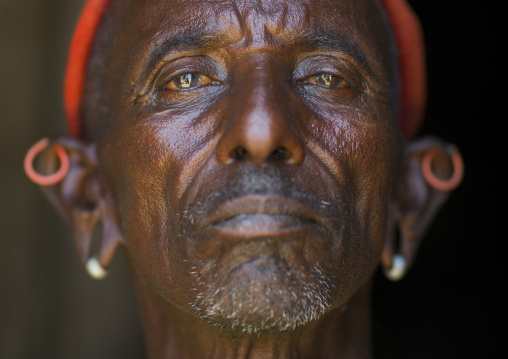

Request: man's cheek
left=120, top=181, right=194, bottom=301
left=104, top=136, right=172, bottom=277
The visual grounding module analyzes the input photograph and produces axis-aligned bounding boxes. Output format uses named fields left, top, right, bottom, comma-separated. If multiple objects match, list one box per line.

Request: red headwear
left=64, top=0, right=426, bottom=139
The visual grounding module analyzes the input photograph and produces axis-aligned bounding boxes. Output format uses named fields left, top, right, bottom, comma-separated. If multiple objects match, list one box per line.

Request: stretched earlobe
left=382, top=136, right=464, bottom=281
left=381, top=203, right=411, bottom=282
left=24, top=136, right=124, bottom=279
left=73, top=207, right=101, bottom=265
left=73, top=196, right=123, bottom=280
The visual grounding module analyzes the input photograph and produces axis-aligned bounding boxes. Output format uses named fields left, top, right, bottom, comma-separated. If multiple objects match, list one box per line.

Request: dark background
left=0, top=1, right=503, bottom=358
left=372, top=1, right=504, bottom=358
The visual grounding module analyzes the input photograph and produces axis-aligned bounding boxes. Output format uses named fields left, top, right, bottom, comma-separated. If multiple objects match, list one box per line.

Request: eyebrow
left=147, top=29, right=367, bottom=65
left=301, top=32, right=370, bottom=71
left=140, top=29, right=377, bottom=90
left=146, top=31, right=222, bottom=71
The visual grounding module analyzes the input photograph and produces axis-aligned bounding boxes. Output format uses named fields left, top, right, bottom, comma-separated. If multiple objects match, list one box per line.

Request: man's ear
left=381, top=136, right=464, bottom=279
left=28, top=137, right=124, bottom=274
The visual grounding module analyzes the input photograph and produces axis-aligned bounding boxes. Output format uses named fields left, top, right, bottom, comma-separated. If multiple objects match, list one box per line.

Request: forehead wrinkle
left=223, top=0, right=372, bottom=67
left=126, top=0, right=388, bottom=91
left=232, top=0, right=305, bottom=48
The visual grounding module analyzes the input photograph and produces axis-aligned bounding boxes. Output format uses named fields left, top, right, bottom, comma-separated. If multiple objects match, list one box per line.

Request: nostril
left=228, top=146, right=291, bottom=162
left=270, top=146, right=290, bottom=161
left=231, top=146, right=248, bottom=160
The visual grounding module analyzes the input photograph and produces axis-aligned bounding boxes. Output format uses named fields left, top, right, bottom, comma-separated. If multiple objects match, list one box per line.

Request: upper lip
left=199, top=194, right=323, bottom=229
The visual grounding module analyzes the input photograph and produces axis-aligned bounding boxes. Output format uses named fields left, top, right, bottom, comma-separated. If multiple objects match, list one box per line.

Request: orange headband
left=64, top=0, right=426, bottom=139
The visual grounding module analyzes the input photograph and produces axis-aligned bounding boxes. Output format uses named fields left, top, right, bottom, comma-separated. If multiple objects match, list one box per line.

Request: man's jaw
left=175, top=166, right=348, bottom=334
left=189, top=254, right=333, bottom=334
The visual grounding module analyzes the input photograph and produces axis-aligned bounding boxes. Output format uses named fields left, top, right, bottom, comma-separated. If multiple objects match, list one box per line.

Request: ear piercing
left=24, top=138, right=70, bottom=186
left=384, top=254, right=407, bottom=281
left=421, top=146, right=464, bottom=191
left=26, top=139, right=108, bottom=280
left=86, top=256, right=108, bottom=280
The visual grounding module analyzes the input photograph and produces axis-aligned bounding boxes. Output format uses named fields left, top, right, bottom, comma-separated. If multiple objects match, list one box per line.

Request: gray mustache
left=181, top=164, right=346, bottom=229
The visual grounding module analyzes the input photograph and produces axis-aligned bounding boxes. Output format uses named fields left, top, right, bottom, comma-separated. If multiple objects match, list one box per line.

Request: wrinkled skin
left=101, top=0, right=398, bottom=340
left=36, top=0, right=456, bottom=358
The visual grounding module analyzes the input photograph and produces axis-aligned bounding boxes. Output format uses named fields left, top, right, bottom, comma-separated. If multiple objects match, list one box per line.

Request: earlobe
left=73, top=191, right=124, bottom=280
left=382, top=136, right=464, bottom=281
left=24, top=136, right=124, bottom=279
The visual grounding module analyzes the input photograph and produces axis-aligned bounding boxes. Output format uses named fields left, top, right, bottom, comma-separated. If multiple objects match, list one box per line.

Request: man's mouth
left=213, top=213, right=312, bottom=234
left=197, top=194, right=325, bottom=239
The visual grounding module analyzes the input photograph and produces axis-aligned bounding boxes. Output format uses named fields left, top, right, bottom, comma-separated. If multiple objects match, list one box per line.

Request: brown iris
left=165, top=73, right=213, bottom=91
left=308, top=73, right=346, bottom=88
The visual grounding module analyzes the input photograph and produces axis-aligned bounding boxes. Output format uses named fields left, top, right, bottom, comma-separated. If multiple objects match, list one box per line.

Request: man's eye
left=306, top=73, right=347, bottom=89
left=164, top=73, right=212, bottom=91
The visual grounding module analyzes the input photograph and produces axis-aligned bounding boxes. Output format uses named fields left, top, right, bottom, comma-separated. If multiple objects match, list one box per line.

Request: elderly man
left=25, top=0, right=463, bottom=357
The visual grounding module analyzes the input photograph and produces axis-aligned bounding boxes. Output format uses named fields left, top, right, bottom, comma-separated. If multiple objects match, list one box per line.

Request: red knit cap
left=64, top=0, right=426, bottom=139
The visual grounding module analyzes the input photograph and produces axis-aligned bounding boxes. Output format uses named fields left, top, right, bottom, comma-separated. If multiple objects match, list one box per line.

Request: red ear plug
left=421, top=147, right=464, bottom=191
left=24, top=138, right=70, bottom=186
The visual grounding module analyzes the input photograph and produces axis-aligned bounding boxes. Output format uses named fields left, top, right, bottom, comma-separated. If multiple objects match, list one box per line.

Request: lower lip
left=212, top=214, right=314, bottom=237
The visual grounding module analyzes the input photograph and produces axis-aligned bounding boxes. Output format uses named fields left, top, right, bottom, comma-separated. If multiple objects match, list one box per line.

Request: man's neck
left=132, top=275, right=373, bottom=359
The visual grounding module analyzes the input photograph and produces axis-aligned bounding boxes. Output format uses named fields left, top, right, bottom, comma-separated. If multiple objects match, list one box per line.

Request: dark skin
left=36, top=0, right=456, bottom=357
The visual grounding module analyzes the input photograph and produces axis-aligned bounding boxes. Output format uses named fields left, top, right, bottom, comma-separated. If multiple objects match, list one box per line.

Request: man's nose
left=216, top=63, right=305, bottom=166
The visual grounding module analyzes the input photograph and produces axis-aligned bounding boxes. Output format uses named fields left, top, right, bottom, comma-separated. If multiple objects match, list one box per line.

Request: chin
left=188, top=255, right=333, bottom=334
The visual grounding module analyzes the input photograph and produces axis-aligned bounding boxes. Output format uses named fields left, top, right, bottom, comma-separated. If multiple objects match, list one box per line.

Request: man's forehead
left=128, top=0, right=381, bottom=46
left=71, top=0, right=425, bottom=139
left=117, top=0, right=387, bottom=81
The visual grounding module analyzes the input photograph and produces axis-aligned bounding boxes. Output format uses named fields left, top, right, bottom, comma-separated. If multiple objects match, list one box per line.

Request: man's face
left=97, top=0, right=402, bottom=332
